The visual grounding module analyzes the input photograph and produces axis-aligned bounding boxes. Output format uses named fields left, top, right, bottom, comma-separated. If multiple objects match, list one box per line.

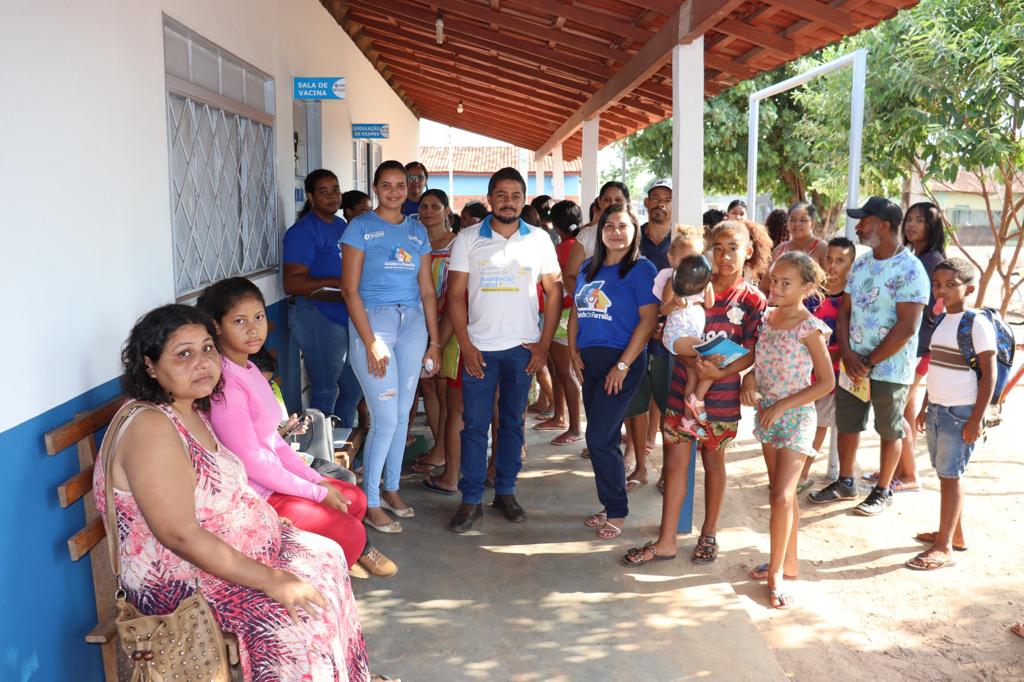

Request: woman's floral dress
left=94, top=402, right=370, bottom=681
left=753, top=312, right=831, bottom=456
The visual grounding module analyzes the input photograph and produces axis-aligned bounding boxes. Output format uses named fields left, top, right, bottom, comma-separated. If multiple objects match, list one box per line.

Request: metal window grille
left=167, top=94, right=277, bottom=297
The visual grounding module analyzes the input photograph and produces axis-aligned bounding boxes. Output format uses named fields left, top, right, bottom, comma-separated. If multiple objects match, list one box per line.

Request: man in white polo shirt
left=446, top=167, right=563, bottom=533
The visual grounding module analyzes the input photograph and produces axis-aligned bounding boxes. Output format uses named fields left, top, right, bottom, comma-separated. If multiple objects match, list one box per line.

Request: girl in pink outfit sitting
left=201, top=277, right=396, bottom=578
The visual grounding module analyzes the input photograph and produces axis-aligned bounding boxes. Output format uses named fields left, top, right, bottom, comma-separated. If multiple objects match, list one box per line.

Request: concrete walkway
left=354, top=424, right=787, bottom=682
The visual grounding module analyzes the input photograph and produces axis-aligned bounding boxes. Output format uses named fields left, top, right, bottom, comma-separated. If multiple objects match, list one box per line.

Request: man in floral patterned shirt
left=809, top=197, right=929, bottom=516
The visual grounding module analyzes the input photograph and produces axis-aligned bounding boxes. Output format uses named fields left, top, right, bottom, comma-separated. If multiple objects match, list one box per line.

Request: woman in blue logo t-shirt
left=341, top=160, right=441, bottom=534
left=568, top=202, right=659, bottom=542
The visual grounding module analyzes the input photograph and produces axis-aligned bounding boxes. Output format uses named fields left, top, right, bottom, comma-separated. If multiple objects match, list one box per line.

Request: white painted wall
left=0, top=0, right=418, bottom=432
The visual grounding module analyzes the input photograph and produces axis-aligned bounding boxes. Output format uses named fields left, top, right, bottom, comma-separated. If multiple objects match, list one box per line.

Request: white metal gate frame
left=746, top=49, right=867, bottom=239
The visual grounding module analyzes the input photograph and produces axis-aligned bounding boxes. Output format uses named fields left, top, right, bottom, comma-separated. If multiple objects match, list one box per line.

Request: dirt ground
left=641, top=386, right=1024, bottom=680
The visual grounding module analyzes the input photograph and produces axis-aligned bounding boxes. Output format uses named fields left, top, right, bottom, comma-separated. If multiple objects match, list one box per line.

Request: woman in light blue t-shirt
left=341, top=160, right=441, bottom=534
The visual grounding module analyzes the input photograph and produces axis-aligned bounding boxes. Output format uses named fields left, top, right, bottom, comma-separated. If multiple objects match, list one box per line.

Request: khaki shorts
left=836, top=380, right=910, bottom=441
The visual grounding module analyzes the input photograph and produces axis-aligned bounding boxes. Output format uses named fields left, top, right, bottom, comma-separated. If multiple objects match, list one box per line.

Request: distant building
left=418, top=146, right=581, bottom=211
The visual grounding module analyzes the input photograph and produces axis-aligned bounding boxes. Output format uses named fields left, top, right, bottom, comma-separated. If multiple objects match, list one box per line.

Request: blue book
left=694, top=336, right=749, bottom=368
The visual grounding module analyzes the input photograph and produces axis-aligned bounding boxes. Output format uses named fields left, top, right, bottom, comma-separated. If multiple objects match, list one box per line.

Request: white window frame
left=163, top=17, right=279, bottom=299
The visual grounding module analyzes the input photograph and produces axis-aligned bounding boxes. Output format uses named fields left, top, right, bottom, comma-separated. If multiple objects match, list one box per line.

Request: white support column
left=517, top=147, right=530, bottom=191
left=671, top=37, right=704, bottom=225
left=552, top=145, right=565, bottom=199
left=845, top=49, right=867, bottom=239
left=672, top=37, right=704, bottom=226
left=581, top=116, right=600, bottom=213
left=534, top=155, right=545, bottom=199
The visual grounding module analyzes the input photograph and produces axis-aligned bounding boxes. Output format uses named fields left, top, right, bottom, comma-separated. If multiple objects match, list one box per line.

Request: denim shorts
left=925, top=403, right=976, bottom=479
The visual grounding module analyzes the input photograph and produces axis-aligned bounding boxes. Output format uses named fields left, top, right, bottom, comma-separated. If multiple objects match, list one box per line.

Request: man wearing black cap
left=809, top=196, right=930, bottom=516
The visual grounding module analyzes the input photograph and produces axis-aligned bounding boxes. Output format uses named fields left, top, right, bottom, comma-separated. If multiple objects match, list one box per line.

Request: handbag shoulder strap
left=101, top=401, right=192, bottom=581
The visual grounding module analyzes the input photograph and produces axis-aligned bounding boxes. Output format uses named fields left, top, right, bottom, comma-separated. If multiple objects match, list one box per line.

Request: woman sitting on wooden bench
left=198, top=277, right=397, bottom=580
left=95, top=304, right=396, bottom=681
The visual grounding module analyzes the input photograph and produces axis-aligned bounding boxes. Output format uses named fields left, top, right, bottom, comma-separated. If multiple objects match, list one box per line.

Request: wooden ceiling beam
left=318, top=0, right=420, bottom=115
left=347, top=1, right=613, bottom=81
left=378, top=47, right=585, bottom=112
left=530, top=1, right=654, bottom=43
left=534, top=0, right=744, bottom=159
left=371, top=42, right=595, bottom=110
left=712, top=19, right=799, bottom=58
left=433, top=0, right=629, bottom=63
left=367, top=30, right=600, bottom=101
left=766, top=0, right=856, bottom=32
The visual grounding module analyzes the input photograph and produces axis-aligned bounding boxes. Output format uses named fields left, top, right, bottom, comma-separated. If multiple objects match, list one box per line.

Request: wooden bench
left=45, top=396, right=240, bottom=680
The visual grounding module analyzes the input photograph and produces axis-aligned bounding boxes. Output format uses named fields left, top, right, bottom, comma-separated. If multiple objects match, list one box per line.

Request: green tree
left=804, top=0, right=1024, bottom=311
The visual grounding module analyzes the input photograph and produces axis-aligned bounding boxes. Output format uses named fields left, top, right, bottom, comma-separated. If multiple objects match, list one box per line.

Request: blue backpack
left=934, top=308, right=1015, bottom=405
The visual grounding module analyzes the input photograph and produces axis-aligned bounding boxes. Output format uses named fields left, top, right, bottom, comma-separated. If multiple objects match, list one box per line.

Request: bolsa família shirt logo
left=576, top=281, right=613, bottom=321
left=384, top=246, right=415, bottom=270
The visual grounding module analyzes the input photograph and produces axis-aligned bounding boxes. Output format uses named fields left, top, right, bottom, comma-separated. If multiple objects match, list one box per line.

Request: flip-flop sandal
left=421, top=477, right=457, bottom=496
left=410, top=460, right=444, bottom=474
left=905, top=553, right=956, bottom=571
left=550, top=431, right=584, bottom=445
left=748, top=562, right=798, bottom=581
left=891, top=479, right=921, bottom=493
left=533, top=421, right=569, bottom=431
left=365, top=518, right=403, bottom=534
left=584, top=511, right=607, bottom=528
left=656, top=479, right=665, bottom=495
left=597, top=521, right=622, bottom=539
left=862, top=471, right=881, bottom=482
left=796, top=478, right=815, bottom=494
left=621, top=541, right=677, bottom=567
left=626, top=478, right=647, bottom=492
left=914, top=532, right=967, bottom=551
left=769, top=588, right=795, bottom=610
left=580, top=448, right=590, bottom=459
left=691, top=535, right=718, bottom=563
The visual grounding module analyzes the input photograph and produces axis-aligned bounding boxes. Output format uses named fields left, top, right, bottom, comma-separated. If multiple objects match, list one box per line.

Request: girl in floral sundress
left=741, top=252, right=835, bottom=610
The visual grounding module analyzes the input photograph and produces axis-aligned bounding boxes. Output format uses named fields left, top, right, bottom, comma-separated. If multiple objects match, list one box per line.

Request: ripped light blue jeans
left=349, top=304, right=427, bottom=507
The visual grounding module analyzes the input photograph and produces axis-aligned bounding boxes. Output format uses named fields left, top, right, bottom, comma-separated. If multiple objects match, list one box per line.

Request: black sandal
left=621, top=541, right=677, bottom=567
left=691, top=535, right=718, bottom=564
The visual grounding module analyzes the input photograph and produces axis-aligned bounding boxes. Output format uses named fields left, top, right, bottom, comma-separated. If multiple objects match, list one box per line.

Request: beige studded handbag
left=101, top=402, right=235, bottom=682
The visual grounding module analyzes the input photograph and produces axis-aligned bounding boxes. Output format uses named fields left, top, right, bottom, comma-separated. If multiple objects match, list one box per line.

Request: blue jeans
left=925, top=403, right=976, bottom=479
left=581, top=347, right=646, bottom=519
left=349, top=304, right=427, bottom=507
left=288, top=297, right=362, bottom=426
left=459, top=345, right=533, bottom=504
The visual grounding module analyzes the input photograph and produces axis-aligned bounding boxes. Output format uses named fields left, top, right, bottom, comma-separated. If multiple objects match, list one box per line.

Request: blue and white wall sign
left=293, top=77, right=346, bottom=100
left=352, top=123, right=390, bottom=139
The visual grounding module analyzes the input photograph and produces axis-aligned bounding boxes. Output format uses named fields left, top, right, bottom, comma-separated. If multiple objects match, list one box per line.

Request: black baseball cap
left=846, top=196, right=902, bottom=228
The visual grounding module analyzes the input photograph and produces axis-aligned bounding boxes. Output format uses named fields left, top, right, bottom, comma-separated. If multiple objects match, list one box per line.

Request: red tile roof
left=927, top=169, right=1024, bottom=194
left=418, top=146, right=582, bottom=175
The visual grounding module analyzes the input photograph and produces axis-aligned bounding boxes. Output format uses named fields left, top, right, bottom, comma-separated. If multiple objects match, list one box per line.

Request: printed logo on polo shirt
left=385, top=246, right=415, bottom=270
left=364, top=230, right=385, bottom=241
left=576, top=281, right=612, bottom=321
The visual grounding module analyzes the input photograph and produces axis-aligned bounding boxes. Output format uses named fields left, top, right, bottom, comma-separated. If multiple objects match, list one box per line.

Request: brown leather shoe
left=349, top=562, right=370, bottom=580
left=492, top=494, right=527, bottom=523
left=358, top=546, right=398, bottom=578
left=448, top=503, right=483, bottom=533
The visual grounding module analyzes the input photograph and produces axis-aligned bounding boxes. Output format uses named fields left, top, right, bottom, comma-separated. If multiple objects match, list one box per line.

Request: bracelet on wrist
left=429, top=341, right=441, bottom=348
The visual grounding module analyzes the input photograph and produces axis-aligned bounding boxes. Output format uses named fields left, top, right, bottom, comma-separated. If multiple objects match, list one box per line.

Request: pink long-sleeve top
left=208, top=358, right=327, bottom=502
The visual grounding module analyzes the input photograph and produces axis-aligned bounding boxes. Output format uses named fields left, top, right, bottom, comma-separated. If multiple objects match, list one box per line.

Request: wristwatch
left=616, top=361, right=629, bottom=372
left=860, top=354, right=875, bottom=370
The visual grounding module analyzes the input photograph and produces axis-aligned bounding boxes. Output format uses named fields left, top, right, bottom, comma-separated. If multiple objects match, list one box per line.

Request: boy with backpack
left=909, top=257, right=1014, bottom=570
